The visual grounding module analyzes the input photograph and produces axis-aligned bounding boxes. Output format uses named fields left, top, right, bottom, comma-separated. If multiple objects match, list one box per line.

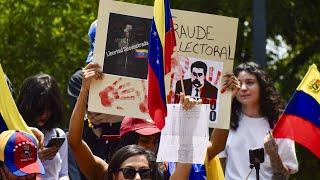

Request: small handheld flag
left=273, top=64, right=320, bottom=158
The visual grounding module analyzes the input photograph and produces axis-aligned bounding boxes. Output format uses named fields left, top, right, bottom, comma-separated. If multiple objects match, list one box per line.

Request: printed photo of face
left=124, top=24, right=133, bottom=38
left=191, top=67, right=205, bottom=88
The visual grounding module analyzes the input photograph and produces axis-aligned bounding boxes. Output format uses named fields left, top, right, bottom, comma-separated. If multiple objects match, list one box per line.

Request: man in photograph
left=175, top=61, right=218, bottom=103
left=104, top=20, right=148, bottom=79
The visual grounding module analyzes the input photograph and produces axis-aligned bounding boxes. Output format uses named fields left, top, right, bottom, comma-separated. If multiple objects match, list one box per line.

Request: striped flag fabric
left=147, top=0, right=176, bottom=129
left=0, top=64, right=32, bottom=134
left=273, top=64, right=320, bottom=158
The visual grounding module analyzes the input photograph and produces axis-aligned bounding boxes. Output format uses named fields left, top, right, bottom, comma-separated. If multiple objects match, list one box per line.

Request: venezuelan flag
left=0, top=64, right=32, bottom=134
left=273, top=64, right=320, bottom=158
left=135, top=49, right=148, bottom=59
left=147, top=0, right=176, bottom=129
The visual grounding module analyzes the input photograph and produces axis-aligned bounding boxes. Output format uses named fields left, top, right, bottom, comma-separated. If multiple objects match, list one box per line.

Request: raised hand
left=264, top=131, right=279, bottom=156
left=220, top=73, right=240, bottom=97
left=39, top=146, right=59, bottom=161
left=179, top=92, right=202, bottom=110
left=82, top=63, right=103, bottom=92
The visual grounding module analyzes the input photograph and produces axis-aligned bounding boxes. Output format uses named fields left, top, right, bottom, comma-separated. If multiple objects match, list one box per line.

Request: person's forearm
left=207, top=129, right=229, bottom=161
left=68, top=88, right=88, bottom=148
left=269, top=152, right=289, bottom=180
left=169, top=163, right=192, bottom=180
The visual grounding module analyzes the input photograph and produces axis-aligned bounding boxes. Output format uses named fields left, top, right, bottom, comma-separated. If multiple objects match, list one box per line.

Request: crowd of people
left=0, top=19, right=299, bottom=180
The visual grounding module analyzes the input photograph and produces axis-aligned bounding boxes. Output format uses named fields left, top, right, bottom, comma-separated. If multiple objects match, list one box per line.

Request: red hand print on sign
left=99, top=78, right=133, bottom=110
left=99, top=78, right=148, bottom=113
left=136, top=80, right=148, bottom=113
left=171, top=55, right=190, bottom=81
left=168, top=55, right=191, bottom=103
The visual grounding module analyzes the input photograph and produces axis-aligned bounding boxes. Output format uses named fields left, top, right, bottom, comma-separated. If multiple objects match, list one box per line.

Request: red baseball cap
left=120, top=117, right=160, bottom=137
left=0, top=130, right=45, bottom=176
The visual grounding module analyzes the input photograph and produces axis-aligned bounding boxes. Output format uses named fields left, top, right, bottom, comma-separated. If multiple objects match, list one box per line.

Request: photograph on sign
left=103, top=13, right=150, bottom=79
left=167, top=55, right=223, bottom=124
left=168, top=55, right=223, bottom=104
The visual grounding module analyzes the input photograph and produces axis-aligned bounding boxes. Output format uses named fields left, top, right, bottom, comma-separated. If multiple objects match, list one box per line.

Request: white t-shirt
left=219, top=113, right=298, bottom=180
left=41, top=128, right=69, bottom=180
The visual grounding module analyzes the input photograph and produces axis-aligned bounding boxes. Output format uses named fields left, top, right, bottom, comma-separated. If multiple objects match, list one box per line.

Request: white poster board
left=157, top=104, right=209, bottom=163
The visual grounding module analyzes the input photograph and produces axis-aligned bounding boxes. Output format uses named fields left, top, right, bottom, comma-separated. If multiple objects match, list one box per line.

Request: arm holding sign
left=168, top=93, right=199, bottom=180
left=68, top=63, right=108, bottom=179
left=207, top=73, right=240, bottom=161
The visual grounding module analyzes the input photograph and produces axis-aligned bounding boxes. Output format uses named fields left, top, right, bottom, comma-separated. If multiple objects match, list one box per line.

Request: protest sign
left=168, top=9, right=238, bottom=129
left=89, top=0, right=238, bottom=129
left=157, top=104, right=209, bottom=164
left=88, top=0, right=153, bottom=119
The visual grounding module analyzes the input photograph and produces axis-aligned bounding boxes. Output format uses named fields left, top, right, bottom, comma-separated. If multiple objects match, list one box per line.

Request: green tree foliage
left=0, top=0, right=318, bottom=178
left=0, top=0, right=99, bottom=123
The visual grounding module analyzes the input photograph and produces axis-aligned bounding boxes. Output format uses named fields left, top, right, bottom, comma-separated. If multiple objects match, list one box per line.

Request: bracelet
left=88, top=118, right=104, bottom=129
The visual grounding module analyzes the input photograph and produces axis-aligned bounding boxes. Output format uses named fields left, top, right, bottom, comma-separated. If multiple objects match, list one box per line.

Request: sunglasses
left=119, top=167, right=152, bottom=179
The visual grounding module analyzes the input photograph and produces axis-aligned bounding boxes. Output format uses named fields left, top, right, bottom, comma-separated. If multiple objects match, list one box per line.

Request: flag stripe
left=164, top=0, right=172, bottom=31
left=149, top=22, right=167, bottom=106
left=284, top=90, right=320, bottom=128
left=0, top=64, right=32, bottom=134
left=164, top=0, right=175, bottom=74
left=154, top=0, right=165, bottom=47
left=165, top=31, right=173, bottom=73
left=148, top=65, right=167, bottom=110
left=296, top=64, right=320, bottom=104
left=273, top=114, right=320, bottom=158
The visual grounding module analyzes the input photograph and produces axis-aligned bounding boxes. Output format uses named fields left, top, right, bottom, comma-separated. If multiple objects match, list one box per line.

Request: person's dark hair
left=115, top=131, right=161, bottom=157
left=17, top=74, right=64, bottom=130
left=124, top=21, right=134, bottom=28
left=191, top=61, right=207, bottom=75
left=230, top=62, right=284, bottom=130
left=117, top=131, right=139, bottom=149
left=106, top=145, right=155, bottom=180
left=108, top=131, right=139, bottom=161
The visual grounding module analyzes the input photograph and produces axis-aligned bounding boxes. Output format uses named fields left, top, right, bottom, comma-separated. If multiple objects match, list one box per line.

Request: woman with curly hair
left=220, top=62, right=298, bottom=179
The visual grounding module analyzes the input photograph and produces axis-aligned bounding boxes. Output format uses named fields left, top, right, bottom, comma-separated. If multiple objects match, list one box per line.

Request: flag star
left=153, top=31, right=157, bottom=36
left=156, top=59, right=160, bottom=64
